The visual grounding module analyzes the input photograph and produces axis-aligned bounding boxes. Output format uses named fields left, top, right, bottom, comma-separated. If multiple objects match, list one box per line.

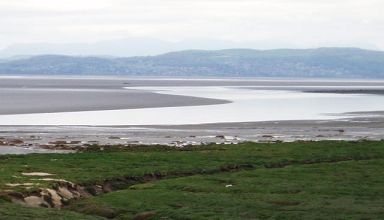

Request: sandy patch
left=22, top=172, right=54, bottom=177
left=6, top=183, right=37, bottom=187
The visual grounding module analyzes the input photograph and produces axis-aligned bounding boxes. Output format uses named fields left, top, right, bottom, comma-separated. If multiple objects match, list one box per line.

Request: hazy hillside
left=0, top=39, right=284, bottom=58
left=0, top=48, right=383, bottom=78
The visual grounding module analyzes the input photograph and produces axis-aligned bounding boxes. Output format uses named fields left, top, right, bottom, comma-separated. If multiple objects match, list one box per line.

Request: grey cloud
left=0, top=0, right=383, bottom=52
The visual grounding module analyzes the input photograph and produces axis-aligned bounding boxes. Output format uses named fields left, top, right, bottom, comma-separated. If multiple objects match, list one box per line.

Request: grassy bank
left=70, top=159, right=384, bottom=219
left=0, top=141, right=384, bottom=219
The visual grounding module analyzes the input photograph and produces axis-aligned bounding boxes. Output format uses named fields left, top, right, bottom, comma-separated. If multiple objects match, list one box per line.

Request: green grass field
left=70, top=159, right=384, bottom=219
left=1, top=141, right=384, bottom=219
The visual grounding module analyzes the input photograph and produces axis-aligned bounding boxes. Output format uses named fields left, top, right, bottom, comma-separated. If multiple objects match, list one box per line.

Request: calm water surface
left=0, top=86, right=384, bottom=125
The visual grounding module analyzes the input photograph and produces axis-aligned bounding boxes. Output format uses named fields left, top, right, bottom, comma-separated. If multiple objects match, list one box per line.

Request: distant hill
left=0, top=48, right=383, bottom=78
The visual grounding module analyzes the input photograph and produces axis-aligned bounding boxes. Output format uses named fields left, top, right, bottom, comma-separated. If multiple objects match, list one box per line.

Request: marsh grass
left=0, top=140, right=384, bottom=219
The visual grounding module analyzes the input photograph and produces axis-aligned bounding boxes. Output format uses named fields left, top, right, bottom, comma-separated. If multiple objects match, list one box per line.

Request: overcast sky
left=0, top=0, right=383, bottom=51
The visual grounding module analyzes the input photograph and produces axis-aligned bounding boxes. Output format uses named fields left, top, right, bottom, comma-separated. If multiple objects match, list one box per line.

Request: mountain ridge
left=0, top=47, right=383, bottom=78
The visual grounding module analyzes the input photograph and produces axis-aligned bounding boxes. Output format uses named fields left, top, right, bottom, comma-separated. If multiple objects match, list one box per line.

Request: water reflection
left=0, top=87, right=383, bottom=125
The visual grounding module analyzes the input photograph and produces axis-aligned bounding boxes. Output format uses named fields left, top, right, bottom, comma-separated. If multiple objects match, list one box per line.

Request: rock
left=262, top=135, right=274, bottom=138
left=49, top=141, right=68, bottom=145
left=75, top=186, right=93, bottom=198
left=42, top=189, right=62, bottom=208
left=24, top=196, right=49, bottom=208
left=4, top=182, right=90, bottom=209
left=0, top=139, right=24, bottom=145
left=102, top=182, right=114, bottom=193
left=224, top=136, right=236, bottom=140
left=86, top=185, right=103, bottom=196
left=3, top=192, right=25, bottom=204
left=57, top=187, right=75, bottom=200
left=8, top=139, right=24, bottom=145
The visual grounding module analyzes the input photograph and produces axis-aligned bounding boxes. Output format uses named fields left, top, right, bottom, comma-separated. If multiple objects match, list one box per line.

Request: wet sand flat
left=1, top=76, right=384, bottom=115
left=1, top=111, right=383, bottom=154
left=1, top=76, right=384, bottom=153
left=0, top=88, right=229, bottom=115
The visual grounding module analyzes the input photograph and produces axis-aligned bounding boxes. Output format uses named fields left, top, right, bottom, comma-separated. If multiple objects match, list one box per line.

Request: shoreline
left=1, top=111, right=383, bottom=154
left=1, top=77, right=384, bottom=115
left=1, top=77, right=384, bottom=154
left=306, top=89, right=384, bottom=95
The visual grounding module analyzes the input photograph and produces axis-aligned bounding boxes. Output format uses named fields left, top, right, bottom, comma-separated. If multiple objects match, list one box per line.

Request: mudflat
left=0, top=77, right=234, bottom=115
left=0, top=111, right=383, bottom=154
left=1, top=77, right=384, bottom=115
left=1, top=77, right=384, bottom=152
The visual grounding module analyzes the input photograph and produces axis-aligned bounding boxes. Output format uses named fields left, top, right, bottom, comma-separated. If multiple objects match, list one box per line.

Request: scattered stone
left=24, top=196, right=49, bottom=208
left=4, top=192, right=25, bottom=203
left=86, top=185, right=104, bottom=196
left=57, top=187, right=75, bottom=200
left=224, top=136, right=236, bottom=140
left=8, top=139, right=24, bottom=145
left=0, top=138, right=24, bottom=146
left=42, top=189, right=62, bottom=208
left=126, top=140, right=141, bottom=144
left=38, top=144, right=53, bottom=149
left=49, top=141, right=68, bottom=145
left=262, top=135, right=274, bottom=138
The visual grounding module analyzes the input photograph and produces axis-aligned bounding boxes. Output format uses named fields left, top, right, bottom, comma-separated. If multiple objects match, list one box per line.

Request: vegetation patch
left=0, top=140, right=384, bottom=219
